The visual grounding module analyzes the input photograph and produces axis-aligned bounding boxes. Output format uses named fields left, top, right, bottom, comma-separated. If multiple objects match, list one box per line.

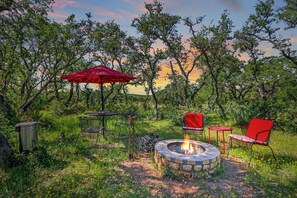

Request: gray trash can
left=15, top=122, right=38, bottom=153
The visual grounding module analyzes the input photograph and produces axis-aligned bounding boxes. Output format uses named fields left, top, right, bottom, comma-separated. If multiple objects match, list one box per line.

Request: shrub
left=159, top=106, right=183, bottom=126
left=227, top=101, right=266, bottom=126
left=276, top=107, right=297, bottom=134
left=38, top=111, right=59, bottom=130
left=49, top=100, right=86, bottom=116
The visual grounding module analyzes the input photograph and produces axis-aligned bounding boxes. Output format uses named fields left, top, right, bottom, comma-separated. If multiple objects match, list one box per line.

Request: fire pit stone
left=154, top=139, right=220, bottom=177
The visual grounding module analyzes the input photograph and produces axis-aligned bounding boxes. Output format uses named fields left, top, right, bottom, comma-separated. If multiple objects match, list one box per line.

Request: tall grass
left=0, top=114, right=296, bottom=197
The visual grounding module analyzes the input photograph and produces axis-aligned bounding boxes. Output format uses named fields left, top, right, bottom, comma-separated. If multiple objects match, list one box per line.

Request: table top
left=85, top=111, right=120, bottom=116
left=208, top=126, right=232, bottom=131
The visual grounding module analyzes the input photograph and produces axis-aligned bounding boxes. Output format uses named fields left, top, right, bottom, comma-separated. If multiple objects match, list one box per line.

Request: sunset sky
left=49, top=0, right=296, bottom=94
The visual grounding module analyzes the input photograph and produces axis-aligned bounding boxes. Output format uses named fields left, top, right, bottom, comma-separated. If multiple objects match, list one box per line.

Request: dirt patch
left=118, top=152, right=265, bottom=197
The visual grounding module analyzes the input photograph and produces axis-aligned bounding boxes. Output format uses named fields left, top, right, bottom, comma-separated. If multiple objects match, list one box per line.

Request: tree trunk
left=214, top=80, right=226, bottom=119
left=149, top=82, right=158, bottom=119
left=54, top=76, right=60, bottom=100
left=65, top=83, right=74, bottom=107
left=90, top=94, right=94, bottom=107
left=143, top=89, right=149, bottom=110
left=85, top=93, right=90, bottom=108
left=169, top=61, right=177, bottom=84
left=75, top=84, right=80, bottom=102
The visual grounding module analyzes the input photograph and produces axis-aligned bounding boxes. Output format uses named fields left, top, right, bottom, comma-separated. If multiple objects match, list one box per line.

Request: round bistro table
left=208, top=126, right=233, bottom=153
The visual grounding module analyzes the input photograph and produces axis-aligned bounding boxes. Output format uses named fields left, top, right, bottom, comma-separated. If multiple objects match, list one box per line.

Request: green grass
left=0, top=114, right=296, bottom=197
left=228, top=130, right=297, bottom=197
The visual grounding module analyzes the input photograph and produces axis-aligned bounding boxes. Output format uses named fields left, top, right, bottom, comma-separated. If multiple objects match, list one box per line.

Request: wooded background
left=1, top=0, right=296, bottom=132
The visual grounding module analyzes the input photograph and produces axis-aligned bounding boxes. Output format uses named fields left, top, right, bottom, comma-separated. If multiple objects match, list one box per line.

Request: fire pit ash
left=154, top=136, right=220, bottom=177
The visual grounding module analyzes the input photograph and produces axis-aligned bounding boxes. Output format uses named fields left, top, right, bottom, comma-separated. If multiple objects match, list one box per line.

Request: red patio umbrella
left=61, top=65, right=135, bottom=137
left=61, top=65, right=135, bottom=111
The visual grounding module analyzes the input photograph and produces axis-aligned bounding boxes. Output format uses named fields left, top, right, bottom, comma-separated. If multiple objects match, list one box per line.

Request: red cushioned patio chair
left=227, top=118, right=276, bottom=167
left=182, top=113, right=205, bottom=139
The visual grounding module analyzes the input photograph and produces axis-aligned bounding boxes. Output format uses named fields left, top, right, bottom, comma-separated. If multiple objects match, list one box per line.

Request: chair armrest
left=254, top=129, right=271, bottom=144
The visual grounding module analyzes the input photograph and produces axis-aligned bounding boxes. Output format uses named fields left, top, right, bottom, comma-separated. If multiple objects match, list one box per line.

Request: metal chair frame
left=79, top=116, right=103, bottom=143
left=115, top=113, right=138, bottom=160
left=182, top=113, right=205, bottom=139
left=227, top=119, right=277, bottom=167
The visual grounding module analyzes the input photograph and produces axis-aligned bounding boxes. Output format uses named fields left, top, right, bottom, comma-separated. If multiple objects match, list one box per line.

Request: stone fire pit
left=154, top=139, right=220, bottom=177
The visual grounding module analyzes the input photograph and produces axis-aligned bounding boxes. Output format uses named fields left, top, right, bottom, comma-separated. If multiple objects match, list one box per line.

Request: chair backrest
left=246, top=118, right=274, bottom=143
left=184, top=113, right=204, bottom=129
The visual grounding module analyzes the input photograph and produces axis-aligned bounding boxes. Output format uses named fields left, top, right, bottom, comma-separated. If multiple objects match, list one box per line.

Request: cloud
left=52, top=0, right=81, bottom=9
left=261, top=46, right=273, bottom=52
left=94, top=7, right=122, bottom=20
left=127, top=86, right=147, bottom=95
left=125, top=0, right=159, bottom=14
left=118, top=8, right=139, bottom=20
left=133, top=2, right=147, bottom=13
left=142, top=0, right=213, bottom=17
left=52, top=3, right=139, bottom=24
left=290, top=37, right=297, bottom=43
left=158, top=62, right=201, bottom=84
left=48, top=11, right=69, bottom=19
left=217, top=0, right=243, bottom=11
left=258, top=42, right=273, bottom=54
left=237, top=53, right=250, bottom=62
left=144, top=0, right=155, bottom=4
left=93, top=7, right=138, bottom=23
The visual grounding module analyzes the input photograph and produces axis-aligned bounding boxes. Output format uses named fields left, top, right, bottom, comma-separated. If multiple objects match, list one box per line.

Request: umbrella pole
left=100, top=82, right=105, bottom=137
left=101, top=82, right=104, bottom=111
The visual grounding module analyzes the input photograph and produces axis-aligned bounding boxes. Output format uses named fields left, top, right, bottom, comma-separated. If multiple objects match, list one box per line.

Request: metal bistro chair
left=79, top=116, right=103, bottom=143
left=227, top=118, right=277, bottom=167
left=115, top=112, right=138, bottom=161
left=182, top=112, right=205, bottom=140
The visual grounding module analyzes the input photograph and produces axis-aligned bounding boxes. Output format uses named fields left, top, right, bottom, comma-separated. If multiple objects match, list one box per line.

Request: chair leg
left=268, top=145, right=277, bottom=161
left=248, top=143, right=255, bottom=168
left=131, top=124, right=137, bottom=158
left=226, top=138, right=232, bottom=158
left=128, top=126, right=131, bottom=160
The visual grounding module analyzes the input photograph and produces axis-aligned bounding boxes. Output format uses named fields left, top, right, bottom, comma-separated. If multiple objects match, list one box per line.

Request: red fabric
left=245, top=118, right=274, bottom=143
left=184, top=113, right=203, bottom=129
left=61, top=65, right=135, bottom=84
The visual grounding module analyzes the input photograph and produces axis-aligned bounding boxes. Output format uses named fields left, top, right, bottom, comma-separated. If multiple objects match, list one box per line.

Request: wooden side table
left=208, top=126, right=233, bottom=153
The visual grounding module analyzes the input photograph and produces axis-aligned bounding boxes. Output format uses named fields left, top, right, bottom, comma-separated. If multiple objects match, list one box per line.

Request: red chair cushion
left=184, top=113, right=203, bottom=129
left=246, top=118, right=273, bottom=143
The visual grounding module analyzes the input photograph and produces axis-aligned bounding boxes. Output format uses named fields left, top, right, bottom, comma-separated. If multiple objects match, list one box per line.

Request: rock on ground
left=0, top=132, right=14, bottom=167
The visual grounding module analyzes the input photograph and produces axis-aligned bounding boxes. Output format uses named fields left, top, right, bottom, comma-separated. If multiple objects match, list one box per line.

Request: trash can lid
left=15, top=122, right=37, bottom=127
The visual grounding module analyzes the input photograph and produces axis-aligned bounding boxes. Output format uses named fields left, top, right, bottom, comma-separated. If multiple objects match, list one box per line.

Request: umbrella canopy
left=61, top=65, right=135, bottom=84
left=61, top=65, right=135, bottom=111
